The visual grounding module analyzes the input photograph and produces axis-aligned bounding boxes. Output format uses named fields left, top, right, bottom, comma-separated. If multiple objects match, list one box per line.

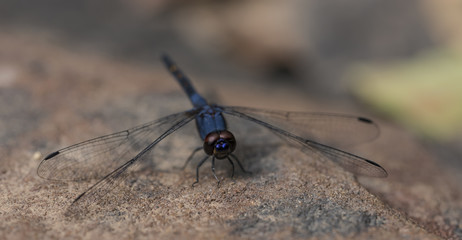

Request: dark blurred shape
left=0, top=0, right=436, bottom=98
left=308, top=0, right=433, bottom=61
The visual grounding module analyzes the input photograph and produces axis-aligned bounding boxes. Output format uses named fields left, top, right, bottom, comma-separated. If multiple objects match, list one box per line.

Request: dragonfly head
left=203, top=130, right=236, bottom=159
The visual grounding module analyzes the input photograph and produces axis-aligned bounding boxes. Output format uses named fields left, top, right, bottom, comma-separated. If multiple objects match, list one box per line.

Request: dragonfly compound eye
left=203, top=130, right=236, bottom=158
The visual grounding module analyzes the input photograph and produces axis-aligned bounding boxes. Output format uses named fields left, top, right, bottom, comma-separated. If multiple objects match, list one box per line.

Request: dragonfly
left=37, top=54, right=387, bottom=208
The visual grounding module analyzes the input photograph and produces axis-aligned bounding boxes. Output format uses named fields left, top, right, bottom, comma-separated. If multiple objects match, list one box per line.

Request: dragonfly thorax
left=203, top=130, right=236, bottom=159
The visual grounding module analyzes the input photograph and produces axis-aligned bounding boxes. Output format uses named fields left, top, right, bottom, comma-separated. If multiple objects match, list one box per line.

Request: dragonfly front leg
left=230, top=154, right=252, bottom=174
left=227, top=157, right=235, bottom=178
left=211, top=157, right=221, bottom=186
left=192, top=155, right=209, bottom=187
left=178, top=147, right=202, bottom=170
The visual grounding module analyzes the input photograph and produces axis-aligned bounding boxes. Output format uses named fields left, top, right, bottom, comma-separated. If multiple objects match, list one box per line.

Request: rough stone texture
left=0, top=31, right=460, bottom=240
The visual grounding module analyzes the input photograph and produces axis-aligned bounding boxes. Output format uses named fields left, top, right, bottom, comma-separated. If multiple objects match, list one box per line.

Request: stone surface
left=0, top=31, right=460, bottom=240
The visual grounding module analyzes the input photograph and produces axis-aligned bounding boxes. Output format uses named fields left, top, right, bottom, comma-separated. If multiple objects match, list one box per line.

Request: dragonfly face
left=203, top=130, right=236, bottom=159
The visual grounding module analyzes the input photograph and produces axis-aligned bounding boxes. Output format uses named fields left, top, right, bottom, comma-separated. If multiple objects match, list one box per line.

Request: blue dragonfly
left=37, top=55, right=387, bottom=207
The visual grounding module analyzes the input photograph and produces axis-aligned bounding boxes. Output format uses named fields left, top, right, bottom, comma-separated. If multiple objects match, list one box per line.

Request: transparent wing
left=64, top=111, right=197, bottom=214
left=222, top=106, right=387, bottom=177
left=37, top=110, right=198, bottom=181
left=221, top=106, right=379, bottom=147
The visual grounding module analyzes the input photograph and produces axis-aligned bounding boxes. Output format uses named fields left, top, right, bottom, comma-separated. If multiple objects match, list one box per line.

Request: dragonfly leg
left=211, top=157, right=221, bottom=187
left=192, top=155, right=209, bottom=187
left=230, top=154, right=252, bottom=174
left=177, top=147, right=202, bottom=170
left=227, top=157, right=235, bottom=178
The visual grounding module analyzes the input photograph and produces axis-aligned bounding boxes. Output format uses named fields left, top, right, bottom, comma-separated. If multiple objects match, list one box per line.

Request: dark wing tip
left=72, top=192, right=86, bottom=204
left=365, top=159, right=388, bottom=178
left=44, top=151, right=60, bottom=160
left=357, top=117, right=373, bottom=124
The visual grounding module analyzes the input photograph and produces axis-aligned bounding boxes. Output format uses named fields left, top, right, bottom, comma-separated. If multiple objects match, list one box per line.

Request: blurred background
left=1, top=0, right=461, bottom=158
left=1, top=1, right=462, bottom=238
